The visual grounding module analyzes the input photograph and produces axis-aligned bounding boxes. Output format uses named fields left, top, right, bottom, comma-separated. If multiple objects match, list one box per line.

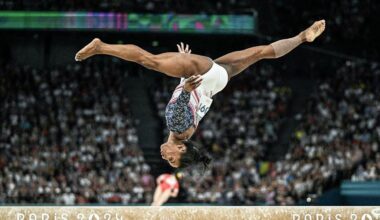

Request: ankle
left=298, top=31, right=307, bottom=43
left=93, top=38, right=102, bottom=53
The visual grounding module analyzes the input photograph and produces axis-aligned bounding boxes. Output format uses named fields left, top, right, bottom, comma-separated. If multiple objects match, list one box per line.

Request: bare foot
left=75, top=38, right=101, bottom=61
left=302, top=20, right=326, bottom=42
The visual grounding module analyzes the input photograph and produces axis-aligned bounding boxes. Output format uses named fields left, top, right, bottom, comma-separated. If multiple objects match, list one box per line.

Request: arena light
left=0, top=11, right=255, bottom=34
left=2, top=206, right=380, bottom=220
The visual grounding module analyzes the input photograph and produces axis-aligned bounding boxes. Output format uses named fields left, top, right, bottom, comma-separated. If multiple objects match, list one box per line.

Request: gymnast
left=75, top=20, right=326, bottom=170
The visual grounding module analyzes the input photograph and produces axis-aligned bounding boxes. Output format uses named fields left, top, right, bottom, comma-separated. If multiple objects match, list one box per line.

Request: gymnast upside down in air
left=75, top=20, right=326, bottom=169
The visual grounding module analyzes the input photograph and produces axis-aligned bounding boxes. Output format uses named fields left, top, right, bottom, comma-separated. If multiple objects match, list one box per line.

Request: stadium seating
left=0, top=61, right=155, bottom=204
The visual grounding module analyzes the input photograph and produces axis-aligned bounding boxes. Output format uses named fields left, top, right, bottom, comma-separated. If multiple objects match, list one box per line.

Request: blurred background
left=0, top=0, right=380, bottom=205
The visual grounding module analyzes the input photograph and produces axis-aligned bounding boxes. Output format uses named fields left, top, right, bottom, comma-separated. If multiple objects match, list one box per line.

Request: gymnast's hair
left=178, top=140, right=212, bottom=173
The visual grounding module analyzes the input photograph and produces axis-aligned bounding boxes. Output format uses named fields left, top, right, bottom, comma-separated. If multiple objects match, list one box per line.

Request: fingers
left=191, top=77, right=203, bottom=86
left=181, top=42, right=188, bottom=53
left=193, top=78, right=202, bottom=88
left=177, top=42, right=191, bottom=53
left=184, top=75, right=202, bottom=92
left=187, top=75, right=201, bottom=82
left=177, top=42, right=185, bottom=53
left=177, top=44, right=182, bottom=53
left=188, top=75, right=203, bottom=86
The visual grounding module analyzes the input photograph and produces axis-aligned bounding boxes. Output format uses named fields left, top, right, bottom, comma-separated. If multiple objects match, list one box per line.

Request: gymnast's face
left=160, top=142, right=186, bottom=168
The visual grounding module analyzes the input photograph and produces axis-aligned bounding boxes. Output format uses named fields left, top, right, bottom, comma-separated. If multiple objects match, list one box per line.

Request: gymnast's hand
left=177, top=42, right=192, bottom=54
left=178, top=42, right=199, bottom=92
left=184, top=75, right=202, bottom=92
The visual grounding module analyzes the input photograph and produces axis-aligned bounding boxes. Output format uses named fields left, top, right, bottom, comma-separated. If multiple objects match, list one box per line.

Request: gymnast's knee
left=139, top=54, right=159, bottom=70
left=259, top=45, right=276, bottom=59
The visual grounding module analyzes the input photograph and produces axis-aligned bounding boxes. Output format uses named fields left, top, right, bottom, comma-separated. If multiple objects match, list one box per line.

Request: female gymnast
left=75, top=20, right=326, bottom=170
left=151, top=173, right=181, bottom=206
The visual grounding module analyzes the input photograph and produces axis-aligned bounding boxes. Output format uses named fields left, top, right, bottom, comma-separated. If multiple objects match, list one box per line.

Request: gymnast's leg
left=75, top=38, right=212, bottom=78
left=214, top=20, right=326, bottom=79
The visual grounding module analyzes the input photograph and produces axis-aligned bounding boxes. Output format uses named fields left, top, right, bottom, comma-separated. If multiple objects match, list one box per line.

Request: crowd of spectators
left=0, top=60, right=155, bottom=204
left=265, top=61, right=380, bottom=203
left=270, top=61, right=380, bottom=204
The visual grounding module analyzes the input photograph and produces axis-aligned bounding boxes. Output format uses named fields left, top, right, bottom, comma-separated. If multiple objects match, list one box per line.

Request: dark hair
left=178, top=140, right=211, bottom=172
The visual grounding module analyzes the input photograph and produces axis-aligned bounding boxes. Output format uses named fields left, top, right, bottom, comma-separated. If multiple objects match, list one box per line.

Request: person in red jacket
left=151, top=173, right=181, bottom=206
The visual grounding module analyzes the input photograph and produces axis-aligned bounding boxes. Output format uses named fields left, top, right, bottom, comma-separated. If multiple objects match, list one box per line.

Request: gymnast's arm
left=170, top=75, right=202, bottom=120
left=170, top=41, right=194, bottom=121
left=169, top=42, right=198, bottom=141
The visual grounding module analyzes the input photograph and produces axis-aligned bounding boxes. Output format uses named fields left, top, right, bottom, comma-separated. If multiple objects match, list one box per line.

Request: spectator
left=0, top=60, right=154, bottom=204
